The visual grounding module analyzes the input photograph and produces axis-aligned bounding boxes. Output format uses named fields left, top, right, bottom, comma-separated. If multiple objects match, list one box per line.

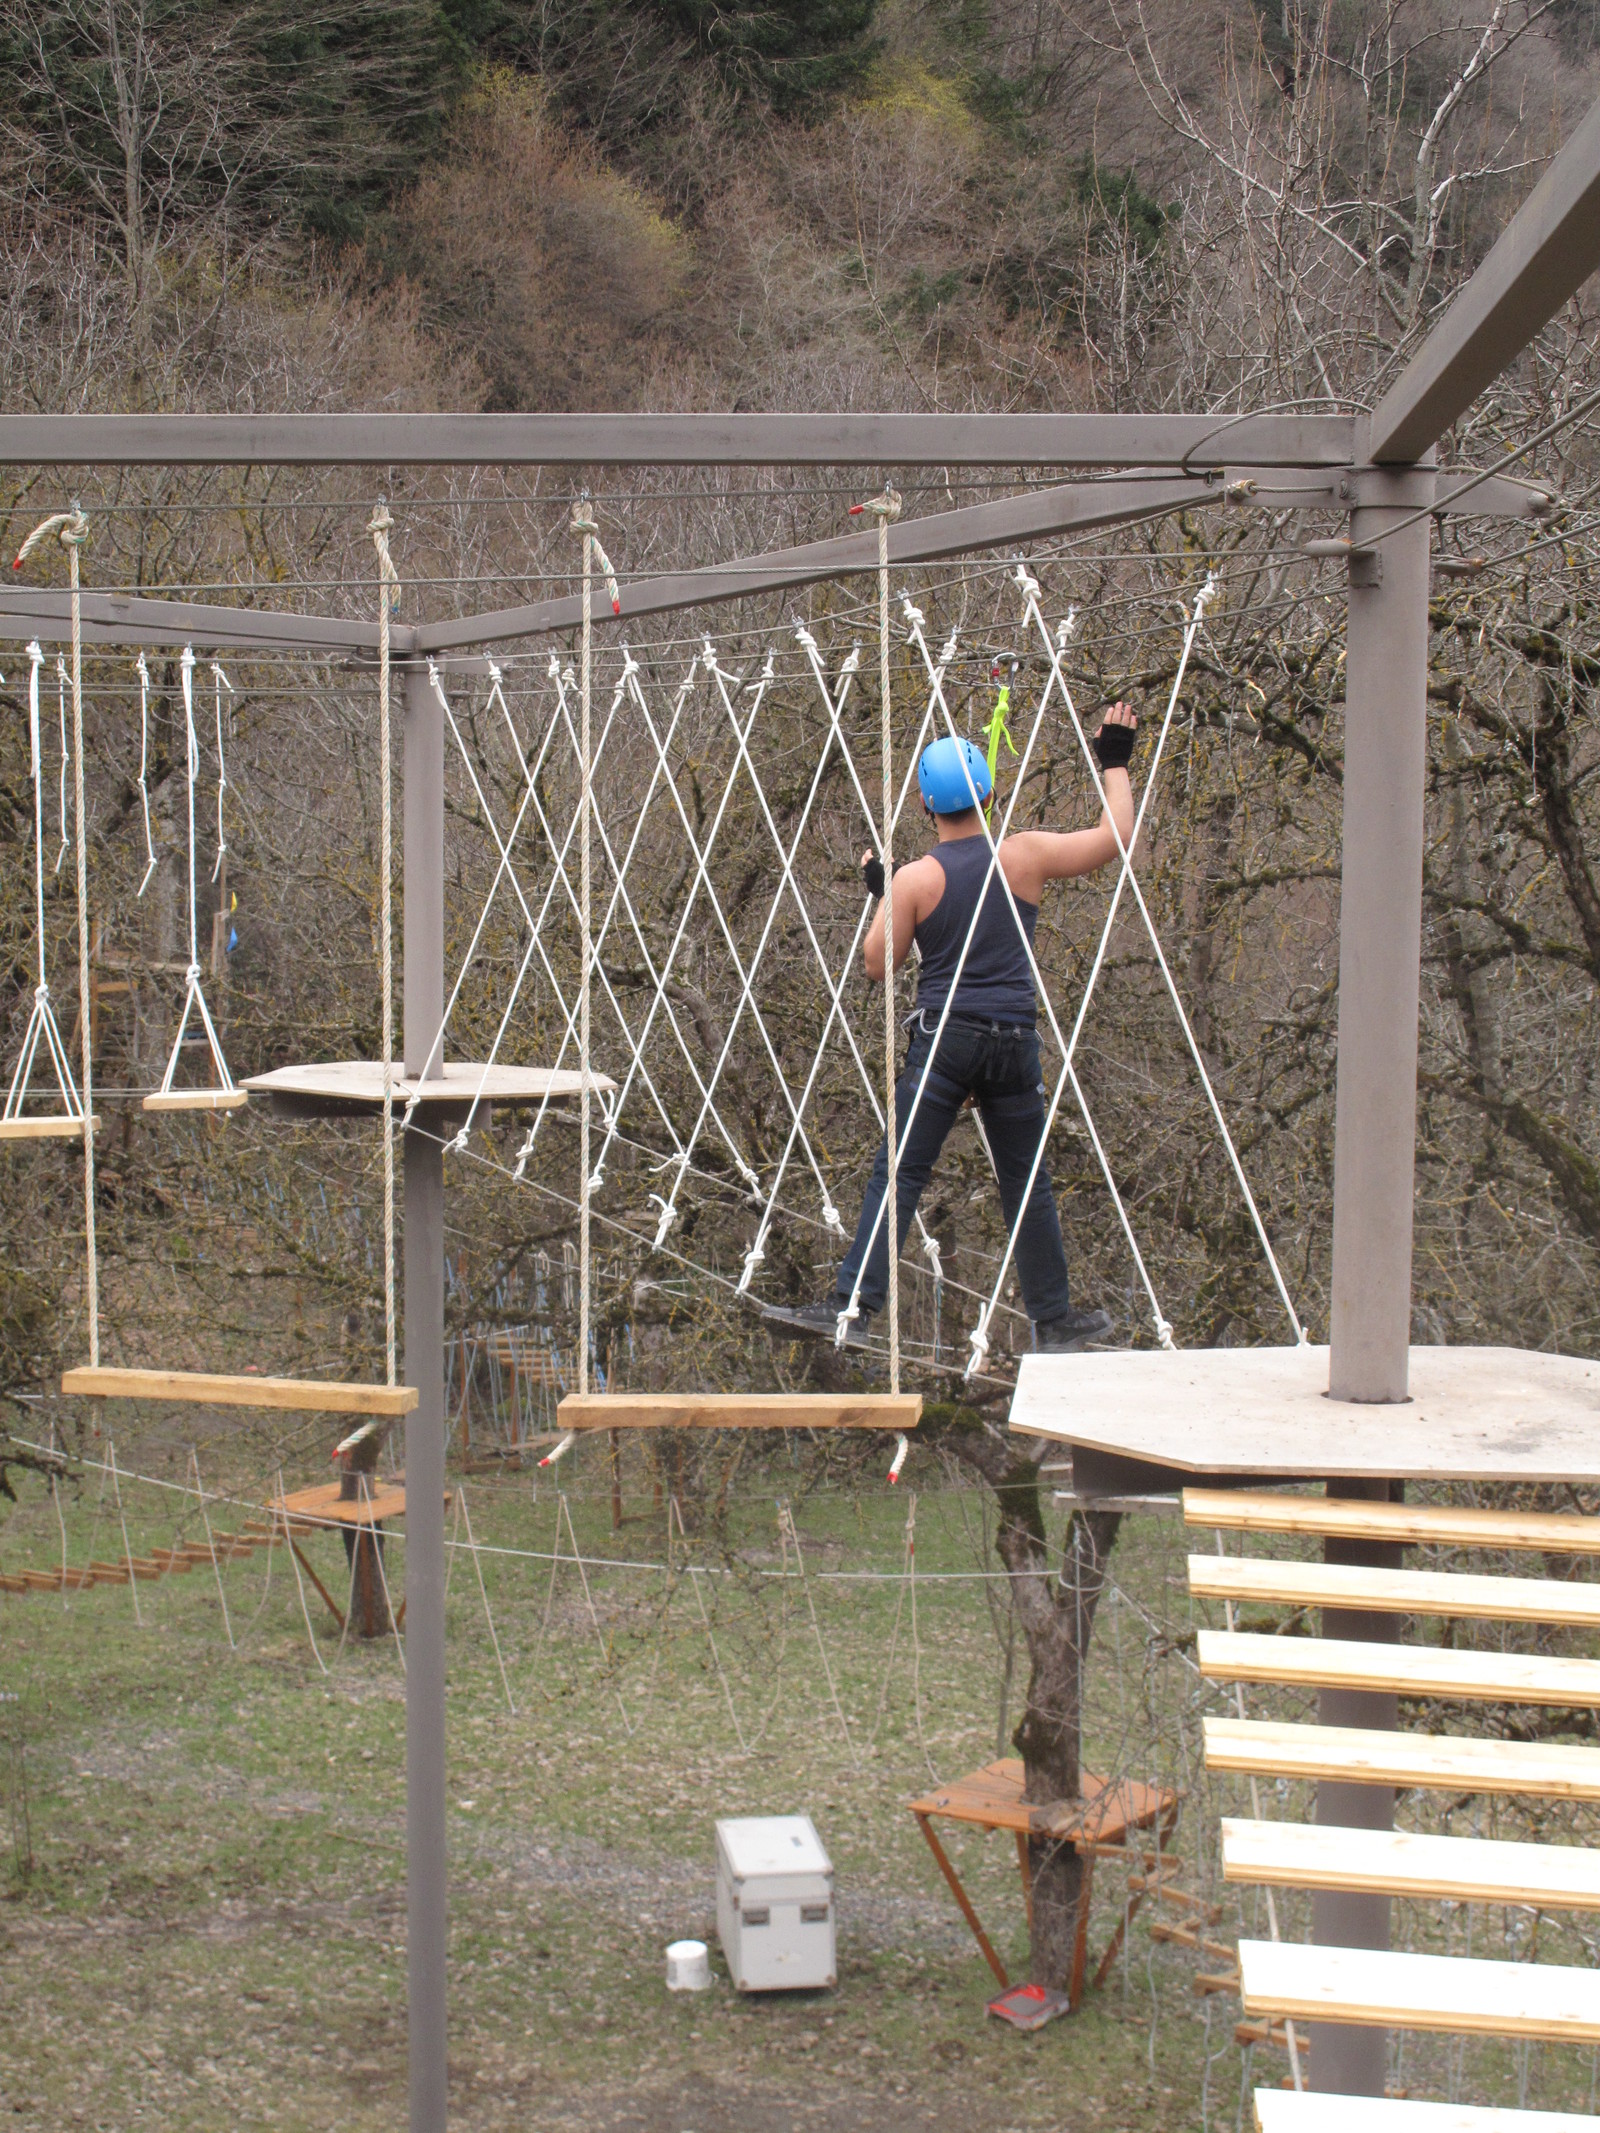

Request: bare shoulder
left=898, top=850, right=946, bottom=910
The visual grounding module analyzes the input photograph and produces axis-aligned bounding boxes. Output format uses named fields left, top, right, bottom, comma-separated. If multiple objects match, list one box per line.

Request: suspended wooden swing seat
left=62, top=1365, right=417, bottom=1417
left=144, top=1087, right=248, bottom=1113
left=558, top=1391, right=922, bottom=1431
left=0, top=1112, right=98, bottom=1141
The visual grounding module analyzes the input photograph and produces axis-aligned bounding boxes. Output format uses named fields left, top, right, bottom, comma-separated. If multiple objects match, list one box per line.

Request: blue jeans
left=835, top=1015, right=1072, bottom=1326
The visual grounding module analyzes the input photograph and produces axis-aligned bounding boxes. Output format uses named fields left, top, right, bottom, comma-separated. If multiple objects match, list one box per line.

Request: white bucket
left=666, top=1939, right=711, bottom=1992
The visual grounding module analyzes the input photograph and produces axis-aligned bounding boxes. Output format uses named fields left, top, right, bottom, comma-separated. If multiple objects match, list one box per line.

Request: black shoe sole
left=1035, top=1310, right=1115, bottom=1355
left=759, top=1302, right=875, bottom=1351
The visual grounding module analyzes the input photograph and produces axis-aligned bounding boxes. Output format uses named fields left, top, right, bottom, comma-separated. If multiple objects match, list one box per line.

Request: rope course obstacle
left=5, top=87, right=1600, bottom=2126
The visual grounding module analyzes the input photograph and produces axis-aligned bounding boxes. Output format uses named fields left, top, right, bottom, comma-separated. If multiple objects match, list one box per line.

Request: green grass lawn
left=1, top=1432, right=1595, bottom=2128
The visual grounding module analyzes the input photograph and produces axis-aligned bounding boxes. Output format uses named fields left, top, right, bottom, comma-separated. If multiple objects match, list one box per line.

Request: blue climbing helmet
left=918, top=735, right=992, bottom=815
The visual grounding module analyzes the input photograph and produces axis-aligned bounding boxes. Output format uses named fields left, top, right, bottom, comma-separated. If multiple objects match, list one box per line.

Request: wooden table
left=908, top=1758, right=1179, bottom=2005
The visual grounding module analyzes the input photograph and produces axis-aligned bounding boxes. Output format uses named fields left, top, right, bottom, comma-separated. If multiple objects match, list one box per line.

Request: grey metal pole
left=1313, top=469, right=1434, bottom=2097
left=404, top=659, right=448, bottom=2132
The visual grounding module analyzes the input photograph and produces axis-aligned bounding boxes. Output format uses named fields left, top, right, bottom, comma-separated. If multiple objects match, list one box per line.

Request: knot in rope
left=1194, top=571, right=1220, bottom=618
left=650, top=1198, right=676, bottom=1252
left=920, top=1231, right=943, bottom=1283
left=852, top=484, right=902, bottom=525
left=1056, top=608, right=1079, bottom=648
left=963, top=1319, right=990, bottom=1380
left=14, top=506, right=88, bottom=571
left=1011, top=562, right=1040, bottom=601
left=938, top=629, right=958, bottom=667
left=546, top=653, right=561, bottom=680
left=833, top=1303, right=859, bottom=1350
left=620, top=647, right=640, bottom=680
left=839, top=644, right=861, bottom=679
left=570, top=500, right=622, bottom=613
left=736, top=1243, right=764, bottom=1293
left=821, top=1200, right=845, bottom=1238
left=185, top=960, right=202, bottom=988
left=793, top=623, right=818, bottom=654
left=1155, top=1316, right=1177, bottom=1351
left=33, top=982, right=51, bottom=1008
left=900, top=594, right=925, bottom=631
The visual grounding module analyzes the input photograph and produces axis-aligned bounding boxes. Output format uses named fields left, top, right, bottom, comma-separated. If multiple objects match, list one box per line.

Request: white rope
left=666, top=1496, right=748, bottom=1753
left=358, top=1472, right=406, bottom=1674
left=3, top=643, right=87, bottom=1130
left=134, top=653, right=157, bottom=896
left=277, top=1468, right=329, bottom=1674
left=456, top=1483, right=516, bottom=1714
left=152, top=647, right=238, bottom=1103
left=368, top=508, right=399, bottom=1387
left=862, top=486, right=903, bottom=1389
left=108, top=1439, right=140, bottom=1627
left=59, top=512, right=98, bottom=1361
left=209, top=662, right=232, bottom=885
left=778, top=1501, right=858, bottom=1769
left=53, top=654, right=69, bottom=876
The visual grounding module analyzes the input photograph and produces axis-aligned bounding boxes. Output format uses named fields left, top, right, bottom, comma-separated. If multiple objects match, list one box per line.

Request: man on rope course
left=765, top=704, right=1139, bottom=1357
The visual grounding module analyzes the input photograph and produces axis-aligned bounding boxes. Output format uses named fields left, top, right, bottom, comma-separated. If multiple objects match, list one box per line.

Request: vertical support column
left=404, top=660, right=448, bottom=2133
left=1313, top=471, right=1433, bottom=2098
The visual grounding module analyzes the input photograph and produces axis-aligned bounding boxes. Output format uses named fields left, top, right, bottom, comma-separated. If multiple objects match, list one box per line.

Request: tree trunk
left=934, top=1415, right=1122, bottom=1991
left=341, top=1432, right=391, bottom=1640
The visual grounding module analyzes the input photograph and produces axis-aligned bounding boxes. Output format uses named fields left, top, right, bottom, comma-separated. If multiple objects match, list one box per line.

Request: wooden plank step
left=1204, top=1717, right=1600, bottom=1799
left=1197, top=1629, right=1600, bottom=1707
left=1221, top=1816, right=1600, bottom=1907
left=1256, top=2093, right=1597, bottom=2132
left=142, top=1089, right=249, bottom=1112
left=63, top=1366, right=417, bottom=1417
left=1148, top=1918, right=1235, bottom=1961
left=0, top=1114, right=99, bottom=1140
left=1238, top=1938, right=1600, bottom=2042
left=1190, top=1554, right=1600, bottom=1628
left=559, top=1392, right=922, bottom=1432
left=1186, top=1488, right=1600, bottom=1557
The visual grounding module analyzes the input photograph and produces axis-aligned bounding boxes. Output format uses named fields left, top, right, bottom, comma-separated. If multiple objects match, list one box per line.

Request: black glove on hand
left=1093, top=719, right=1136, bottom=773
left=862, top=855, right=892, bottom=899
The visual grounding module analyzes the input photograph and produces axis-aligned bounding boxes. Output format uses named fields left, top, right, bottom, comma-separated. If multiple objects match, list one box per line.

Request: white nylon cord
left=861, top=486, right=903, bottom=1391
left=53, top=655, right=69, bottom=876
left=134, top=653, right=157, bottom=896
left=151, top=648, right=238, bottom=1102
left=572, top=502, right=596, bottom=1396
left=3, top=640, right=87, bottom=1129
left=209, top=662, right=232, bottom=885
left=368, top=508, right=399, bottom=1386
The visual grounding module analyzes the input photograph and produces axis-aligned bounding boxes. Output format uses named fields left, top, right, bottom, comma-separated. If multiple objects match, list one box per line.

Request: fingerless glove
left=1093, top=720, right=1136, bottom=773
left=862, top=855, right=895, bottom=898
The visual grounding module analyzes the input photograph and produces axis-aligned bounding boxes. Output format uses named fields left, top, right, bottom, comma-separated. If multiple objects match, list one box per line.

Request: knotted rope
left=859, top=486, right=902, bottom=1392
left=368, top=505, right=400, bottom=1388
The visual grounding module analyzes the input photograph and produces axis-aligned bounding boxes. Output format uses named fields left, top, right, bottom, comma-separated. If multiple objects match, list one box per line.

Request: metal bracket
left=1349, top=548, right=1384, bottom=587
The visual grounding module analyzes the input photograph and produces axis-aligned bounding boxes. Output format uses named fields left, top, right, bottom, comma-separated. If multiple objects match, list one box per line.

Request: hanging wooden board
left=557, top=1392, right=921, bottom=1431
left=62, top=1366, right=416, bottom=1416
left=1184, top=1488, right=1600, bottom=1554
left=142, top=1089, right=249, bottom=1112
left=0, top=1115, right=98, bottom=1140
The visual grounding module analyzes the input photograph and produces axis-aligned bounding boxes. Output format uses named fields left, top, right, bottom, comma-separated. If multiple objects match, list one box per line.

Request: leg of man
left=973, top=1029, right=1073, bottom=1327
left=834, top=1023, right=976, bottom=1314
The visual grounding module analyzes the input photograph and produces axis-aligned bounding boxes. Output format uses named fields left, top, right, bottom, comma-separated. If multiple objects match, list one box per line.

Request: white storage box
left=715, top=1815, right=836, bottom=1992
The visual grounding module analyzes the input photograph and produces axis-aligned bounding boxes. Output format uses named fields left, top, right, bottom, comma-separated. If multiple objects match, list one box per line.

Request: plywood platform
left=273, top=1480, right=413, bottom=1528
left=558, top=1392, right=922, bottom=1432
left=243, top=1060, right=616, bottom=1118
left=1009, top=1344, right=1600, bottom=1482
left=908, top=1759, right=1173, bottom=1843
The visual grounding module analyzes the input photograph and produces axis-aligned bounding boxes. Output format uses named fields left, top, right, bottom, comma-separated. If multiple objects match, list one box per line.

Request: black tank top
left=913, top=836, right=1038, bottom=1026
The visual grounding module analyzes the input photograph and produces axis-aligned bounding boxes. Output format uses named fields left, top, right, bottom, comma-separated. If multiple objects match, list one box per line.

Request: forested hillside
left=5, top=0, right=1600, bottom=1442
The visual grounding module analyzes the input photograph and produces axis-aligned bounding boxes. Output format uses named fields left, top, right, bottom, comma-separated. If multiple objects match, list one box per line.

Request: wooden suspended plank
left=62, top=1366, right=417, bottom=1416
left=557, top=1392, right=922, bottom=1431
left=1189, top=1554, right=1600, bottom=1629
left=1185, top=1487, right=1600, bottom=1555
left=1197, top=1629, right=1600, bottom=1707
left=142, top=1089, right=249, bottom=1112
left=1221, top=1816, right=1600, bottom=1908
left=1203, top=1717, right=1600, bottom=1800
left=273, top=1480, right=424, bottom=1528
left=0, top=1115, right=99, bottom=1141
left=1256, top=2090, right=1599, bottom=2132
left=1237, top=1937, right=1600, bottom=2043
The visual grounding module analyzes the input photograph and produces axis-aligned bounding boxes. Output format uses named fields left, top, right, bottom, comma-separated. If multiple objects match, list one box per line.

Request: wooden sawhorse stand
left=909, top=1759, right=1179, bottom=2007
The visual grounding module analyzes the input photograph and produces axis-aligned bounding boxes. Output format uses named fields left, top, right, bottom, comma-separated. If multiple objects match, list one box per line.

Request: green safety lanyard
left=985, top=661, right=1018, bottom=805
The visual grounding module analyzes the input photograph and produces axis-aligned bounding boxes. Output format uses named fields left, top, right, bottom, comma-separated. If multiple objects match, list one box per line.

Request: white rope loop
left=367, top=505, right=399, bottom=1389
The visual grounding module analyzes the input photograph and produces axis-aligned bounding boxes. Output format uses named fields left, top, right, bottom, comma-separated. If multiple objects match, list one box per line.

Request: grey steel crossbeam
left=0, top=409, right=1353, bottom=469
left=0, top=584, right=386, bottom=656
left=1368, top=94, right=1600, bottom=464
left=416, top=472, right=1220, bottom=652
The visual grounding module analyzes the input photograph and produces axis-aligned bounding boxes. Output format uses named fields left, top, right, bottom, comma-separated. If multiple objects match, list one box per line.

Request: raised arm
left=1002, top=703, right=1138, bottom=901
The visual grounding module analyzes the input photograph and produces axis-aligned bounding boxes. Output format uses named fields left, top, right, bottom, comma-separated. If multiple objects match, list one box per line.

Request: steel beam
left=0, top=409, right=1353, bottom=469
left=403, top=661, right=448, bottom=2133
left=415, top=473, right=1220, bottom=652
left=1368, top=93, right=1600, bottom=463
left=0, top=584, right=390, bottom=656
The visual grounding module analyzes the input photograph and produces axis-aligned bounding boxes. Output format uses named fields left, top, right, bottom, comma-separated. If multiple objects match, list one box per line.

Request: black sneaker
left=760, top=1299, right=876, bottom=1350
left=1034, top=1306, right=1114, bottom=1354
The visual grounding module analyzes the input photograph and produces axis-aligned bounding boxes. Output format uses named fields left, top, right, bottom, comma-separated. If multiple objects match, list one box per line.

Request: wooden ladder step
left=1197, top=1629, right=1600, bottom=1707
left=1238, top=1939, right=1600, bottom=2042
left=1190, top=1554, right=1600, bottom=1629
left=1203, top=1717, right=1600, bottom=1799
left=1221, top=1816, right=1600, bottom=1907
left=1255, top=2092, right=1598, bottom=2132
left=557, top=1392, right=922, bottom=1431
left=1186, top=1489, right=1600, bottom=1557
